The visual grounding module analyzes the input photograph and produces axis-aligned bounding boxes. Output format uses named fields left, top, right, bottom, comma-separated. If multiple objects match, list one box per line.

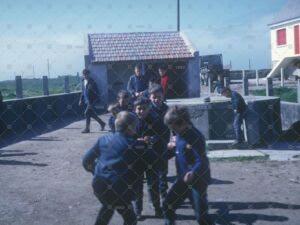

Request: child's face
left=150, top=92, right=163, bottom=106
left=159, top=68, right=166, bottom=77
left=135, top=67, right=141, bottom=77
left=135, top=104, right=150, bottom=119
left=118, top=96, right=130, bottom=107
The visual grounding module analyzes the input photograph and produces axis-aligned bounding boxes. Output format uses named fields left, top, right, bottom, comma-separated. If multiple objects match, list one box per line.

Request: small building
left=268, top=0, right=300, bottom=78
left=84, top=31, right=200, bottom=105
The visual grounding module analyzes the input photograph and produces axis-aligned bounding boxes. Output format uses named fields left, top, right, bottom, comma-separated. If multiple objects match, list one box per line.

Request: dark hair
left=158, top=64, right=167, bottom=70
left=82, top=69, right=90, bottom=75
left=117, top=90, right=131, bottom=99
left=134, top=97, right=151, bottom=107
left=134, top=63, right=142, bottom=70
left=164, top=106, right=191, bottom=126
left=149, top=83, right=163, bottom=95
left=221, top=87, right=231, bottom=95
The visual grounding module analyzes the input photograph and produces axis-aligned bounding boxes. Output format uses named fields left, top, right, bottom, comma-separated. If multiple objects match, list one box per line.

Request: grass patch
left=250, top=87, right=297, bottom=103
left=210, top=155, right=269, bottom=162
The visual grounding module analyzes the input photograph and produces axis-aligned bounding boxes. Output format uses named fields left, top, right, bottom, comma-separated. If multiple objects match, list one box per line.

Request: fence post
left=42, top=76, right=49, bottom=96
left=242, top=70, right=249, bottom=96
left=256, top=70, right=259, bottom=86
left=208, top=75, right=212, bottom=94
left=297, top=78, right=300, bottom=103
left=15, top=76, right=23, bottom=98
left=266, top=77, right=274, bottom=96
left=280, top=67, right=284, bottom=87
left=224, top=76, right=230, bottom=88
left=64, top=76, right=70, bottom=93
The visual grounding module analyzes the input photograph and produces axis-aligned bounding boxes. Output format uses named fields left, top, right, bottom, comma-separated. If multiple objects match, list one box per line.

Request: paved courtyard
left=0, top=118, right=300, bottom=225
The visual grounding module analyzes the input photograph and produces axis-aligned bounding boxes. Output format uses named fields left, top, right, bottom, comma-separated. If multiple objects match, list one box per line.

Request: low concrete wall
left=0, top=92, right=85, bottom=139
left=167, top=96, right=282, bottom=146
left=280, top=101, right=300, bottom=130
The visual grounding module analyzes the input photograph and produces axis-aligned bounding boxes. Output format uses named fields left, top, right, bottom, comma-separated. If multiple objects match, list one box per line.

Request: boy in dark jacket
left=82, top=111, right=148, bottom=225
left=221, top=87, right=247, bottom=144
left=149, top=84, right=170, bottom=203
left=163, top=106, right=212, bottom=225
left=127, top=64, right=149, bottom=98
left=79, top=69, right=106, bottom=133
left=133, top=97, right=169, bottom=219
left=117, top=90, right=133, bottom=112
left=107, top=103, right=120, bottom=133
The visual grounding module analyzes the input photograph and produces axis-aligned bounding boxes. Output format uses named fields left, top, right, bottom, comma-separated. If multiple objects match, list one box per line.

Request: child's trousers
left=162, top=178, right=211, bottom=225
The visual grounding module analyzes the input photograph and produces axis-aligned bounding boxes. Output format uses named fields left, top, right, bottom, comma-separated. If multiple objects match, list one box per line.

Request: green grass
left=250, top=87, right=297, bottom=103
left=0, top=76, right=82, bottom=100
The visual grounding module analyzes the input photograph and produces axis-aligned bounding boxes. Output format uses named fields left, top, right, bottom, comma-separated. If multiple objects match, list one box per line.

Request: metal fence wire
left=0, top=61, right=299, bottom=225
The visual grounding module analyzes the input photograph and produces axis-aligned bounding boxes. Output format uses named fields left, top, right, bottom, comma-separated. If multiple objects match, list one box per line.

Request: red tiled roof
left=88, top=31, right=195, bottom=63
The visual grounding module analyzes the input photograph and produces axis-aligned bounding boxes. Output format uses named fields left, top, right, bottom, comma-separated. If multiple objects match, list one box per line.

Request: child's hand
left=143, top=136, right=150, bottom=143
left=186, top=144, right=192, bottom=150
left=167, top=142, right=176, bottom=150
left=183, top=171, right=194, bottom=183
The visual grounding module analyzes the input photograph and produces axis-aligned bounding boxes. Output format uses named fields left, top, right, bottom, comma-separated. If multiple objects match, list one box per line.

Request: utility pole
left=177, top=0, right=180, bottom=32
left=47, top=59, right=50, bottom=79
left=32, top=64, right=35, bottom=78
left=248, top=58, right=251, bottom=70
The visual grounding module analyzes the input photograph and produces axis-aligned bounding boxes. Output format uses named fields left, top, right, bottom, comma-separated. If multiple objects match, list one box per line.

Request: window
left=277, top=28, right=286, bottom=46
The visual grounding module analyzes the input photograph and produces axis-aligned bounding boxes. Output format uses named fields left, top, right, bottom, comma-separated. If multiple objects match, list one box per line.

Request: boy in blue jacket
left=163, top=106, right=212, bottom=225
left=149, top=84, right=170, bottom=203
left=133, top=97, right=169, bottom=219
left=82, top=111, right=148, bottom=225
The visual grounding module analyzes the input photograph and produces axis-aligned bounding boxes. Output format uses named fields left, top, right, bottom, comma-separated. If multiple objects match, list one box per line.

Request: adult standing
left=79, top=69, right=106, bottom=133
left=127, top=64, right=149, bottom=98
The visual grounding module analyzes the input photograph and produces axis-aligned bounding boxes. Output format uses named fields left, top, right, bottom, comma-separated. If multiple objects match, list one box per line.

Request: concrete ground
left=0, top=117, right=300, bottom=225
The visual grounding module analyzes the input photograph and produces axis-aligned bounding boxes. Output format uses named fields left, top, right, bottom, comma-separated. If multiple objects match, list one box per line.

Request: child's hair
left=134, top=63, right=142, bottom=70
left=221, top=87, right=231, bottom=95
left=149, top=83, right=163, bottom=95
left=164, top=106, right=191, bottom=126
left=115, top=111, right=138, bottom=132
left=158, top=64, right=167, bottom=70
left=108, top=103, right=120, bottom=114
left=82, top=69, right=90, bottom=75
left=117, top=90, right=131, bottom=99
left=134, top=97, right=151, bottom=107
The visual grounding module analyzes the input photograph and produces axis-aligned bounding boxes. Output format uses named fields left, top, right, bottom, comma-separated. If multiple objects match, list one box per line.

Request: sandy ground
left=0, top=118, right=300, bottom=225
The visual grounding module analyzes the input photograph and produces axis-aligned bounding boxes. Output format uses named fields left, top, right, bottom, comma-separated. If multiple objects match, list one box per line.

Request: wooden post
left=42, top=76, right=49, bottom=96
left=242, top=70, right=249, bottom=96
left=64, top=76, right=70, bottom=93
left=266, top=78, right=273, bottom=96
left=297, top=78, right=300, bottom=103
left=15, top=76, right=23, bottom=98
left=208, top=75, right=212, bottom=94
left=224, top=76, right=230, bottom=88
left=256, top=70, right=259, bottom=86
left=280, top=67, right=284, bottom=87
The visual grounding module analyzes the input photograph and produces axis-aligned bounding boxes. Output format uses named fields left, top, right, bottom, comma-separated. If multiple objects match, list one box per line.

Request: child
left=117, top=90, right=133, bottom=111
left=107, top=103, right=120, bottom=133
left=158, top=64, right=170, bottom=98
left=82, top=111, right=148, bottom=225
left=221, top=87, right=247, bottom=144
left=133, top=97, right=169, bottom=219
left=163, top=106, right=212, bottom=225
left=149, top=84, right=170, bottom=203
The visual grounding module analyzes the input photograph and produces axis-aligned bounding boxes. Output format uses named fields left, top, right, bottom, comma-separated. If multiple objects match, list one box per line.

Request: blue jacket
left=82, top=132, right=148, bottom=187
left=127, top=74, right=149, bottom=96
left=231, top=91, right=246, bottom=114
left=175, top=126, right=210, bottom=181
left=151, top=102, right=169, bottom=119
left=136, top=112, right=170, bottom=164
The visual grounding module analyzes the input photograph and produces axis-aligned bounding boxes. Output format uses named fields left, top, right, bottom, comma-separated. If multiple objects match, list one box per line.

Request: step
left=207, top=140, right=250, bottom=150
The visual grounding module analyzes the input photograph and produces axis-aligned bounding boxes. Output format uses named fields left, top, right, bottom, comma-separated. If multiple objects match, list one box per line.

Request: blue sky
left=0, top=0, right=286, bottom=80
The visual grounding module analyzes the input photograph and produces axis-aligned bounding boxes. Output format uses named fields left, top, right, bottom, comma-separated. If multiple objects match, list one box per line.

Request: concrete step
left=207, top=140, right=250, bottom=150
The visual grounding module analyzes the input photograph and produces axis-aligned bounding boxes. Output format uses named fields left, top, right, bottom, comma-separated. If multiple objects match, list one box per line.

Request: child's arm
left=82, top=139, right=101, bottom=174
left=190, top=137, right=205, bottom=174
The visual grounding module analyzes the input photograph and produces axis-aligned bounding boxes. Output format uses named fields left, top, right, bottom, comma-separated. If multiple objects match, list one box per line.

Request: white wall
left=270, top=20, right=300, bottom=68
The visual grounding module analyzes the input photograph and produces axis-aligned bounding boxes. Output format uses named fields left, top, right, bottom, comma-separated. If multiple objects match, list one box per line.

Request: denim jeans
left=162, top=178, right=211, bottom=225
left=92, top=178, right=137, bottom=225
left=233, top=112, right=245, bottom=143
